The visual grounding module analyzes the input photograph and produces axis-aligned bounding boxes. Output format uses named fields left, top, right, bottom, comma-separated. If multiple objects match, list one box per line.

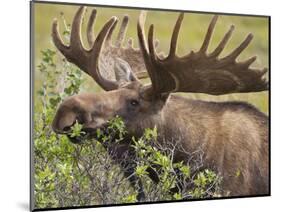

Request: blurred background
left=33, top=2, right=269, bottom=114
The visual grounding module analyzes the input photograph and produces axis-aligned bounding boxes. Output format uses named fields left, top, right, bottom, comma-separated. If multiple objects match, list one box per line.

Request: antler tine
left=89, top=17, right=119, bottom=90
left=70, top=6, right=85, bottom=52
left=148, top=24, right=157, bottom=62
left=52, top=19, right=70, bottom=56
left=200, top=15, right=218, bottom=53
left=148, top=24, right=162, bottom=92
left=137, top=11, right=150, bottom=61
left=222, top=33, right=253, bottom=62
left=52, top=6, right=88, bottom=70
left=137, top=11, right=155, bottom=81
left=209, top=25, right=235, bottom=58
left=87, top=9, right=97, bottom=47
left=138, top=11, right=165, bottom=96
left=115, top=15, right=129, bottom=47
left=87, top=8, right=118, bottom=47
left=169, top=13, right=184, bottom=58
left=105, top=18, right=118, bottom=44
left=240, top=56, right=257, bottom=68
left=259, top=68, right=268, bottom=77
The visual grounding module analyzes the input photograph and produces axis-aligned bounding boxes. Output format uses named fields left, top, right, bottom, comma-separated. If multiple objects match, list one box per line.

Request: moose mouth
left=67, top=135, right=85, bottom=144
left=67, top=125, right=109, bottom=144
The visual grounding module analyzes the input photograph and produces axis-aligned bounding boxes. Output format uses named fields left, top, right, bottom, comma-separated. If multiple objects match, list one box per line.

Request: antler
left=52, top=6, right=147, bottom=90
left=138, top=12, right=268, bottom=97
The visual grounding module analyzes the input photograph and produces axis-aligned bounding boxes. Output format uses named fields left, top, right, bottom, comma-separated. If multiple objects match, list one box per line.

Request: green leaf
left=194, top=172, right=207, bottom=187
left=173, top=193, right=182, bottom=200
left=96, top=128, right=103, bottom=139
left=135, top=165, right=148, bottom=177
left=153, top=151, right=170, bottom=168
left=144, top=126, right=158, bottom=140
left=235, top=169, right=241, bottom=178
left=122, top=194, right=137, bottom=203
left=69, top=121, right=85, bottom=138
left=180, top=165, right=190, bottom=178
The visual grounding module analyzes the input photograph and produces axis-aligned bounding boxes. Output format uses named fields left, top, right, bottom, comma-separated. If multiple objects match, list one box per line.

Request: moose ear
left=114, top=58, right=137, bottom=84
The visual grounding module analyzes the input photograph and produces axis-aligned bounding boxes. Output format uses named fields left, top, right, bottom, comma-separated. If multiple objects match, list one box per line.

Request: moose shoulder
left=51, top=7, right=269, bottom=200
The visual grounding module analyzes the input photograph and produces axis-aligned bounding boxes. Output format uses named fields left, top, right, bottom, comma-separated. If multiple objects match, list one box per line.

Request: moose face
left=52, top=78, right=167, bottom=143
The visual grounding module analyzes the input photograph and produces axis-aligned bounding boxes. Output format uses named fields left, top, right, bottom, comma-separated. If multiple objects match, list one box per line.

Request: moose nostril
left=63, top=126, right=72, bottom=132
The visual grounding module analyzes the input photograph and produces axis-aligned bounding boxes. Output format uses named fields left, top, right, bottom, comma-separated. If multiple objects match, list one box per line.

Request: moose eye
left=130, top=99, right=139, bottom=107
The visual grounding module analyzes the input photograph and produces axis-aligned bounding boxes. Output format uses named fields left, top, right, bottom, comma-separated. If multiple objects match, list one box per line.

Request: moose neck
left=153, top=95, right=212, bottom=155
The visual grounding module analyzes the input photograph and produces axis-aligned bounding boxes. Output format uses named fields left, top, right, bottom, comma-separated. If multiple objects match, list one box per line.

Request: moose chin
left=51, top=6, right=269, bottom=201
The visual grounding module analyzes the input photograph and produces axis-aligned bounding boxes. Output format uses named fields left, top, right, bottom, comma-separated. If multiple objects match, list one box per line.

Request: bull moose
left=51, top=6, right=269, bottom=200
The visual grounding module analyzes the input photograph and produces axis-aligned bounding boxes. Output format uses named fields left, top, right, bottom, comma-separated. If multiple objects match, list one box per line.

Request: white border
left=1, top=0, right=280, bottom=211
